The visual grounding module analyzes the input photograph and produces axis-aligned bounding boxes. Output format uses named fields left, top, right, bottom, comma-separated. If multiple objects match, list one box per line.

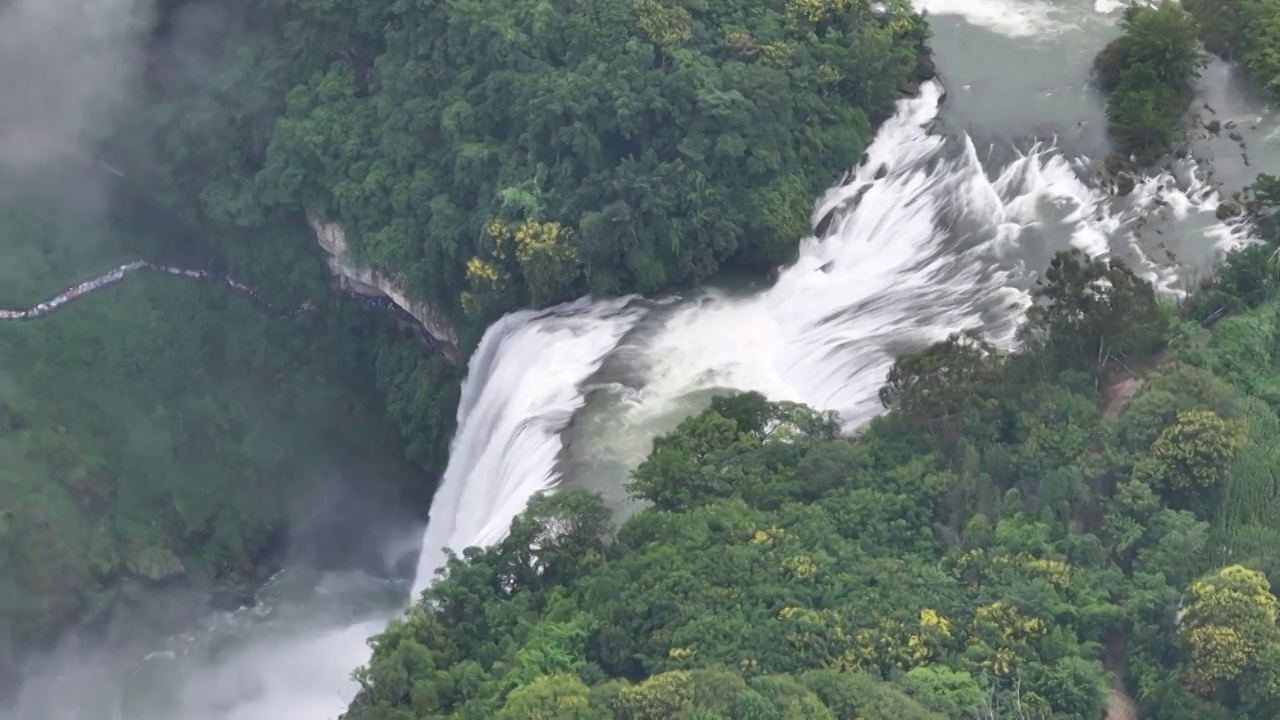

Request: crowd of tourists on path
left=0, top=261, right=397, bottom=321
left=0, top=259, right=452, bottom=355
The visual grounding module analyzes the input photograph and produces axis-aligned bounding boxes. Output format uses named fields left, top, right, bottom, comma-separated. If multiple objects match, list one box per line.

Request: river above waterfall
left=5, top=1, right=1277, bottom=718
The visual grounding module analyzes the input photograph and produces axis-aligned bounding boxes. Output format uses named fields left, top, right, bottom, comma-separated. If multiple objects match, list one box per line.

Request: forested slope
left=4, top=0, right=935, bottom=666
left=343, top=183, right=1280, bottom=719
left=127, top=0, right=931, bottom=337
left=0, top=194, right=430, bottom=669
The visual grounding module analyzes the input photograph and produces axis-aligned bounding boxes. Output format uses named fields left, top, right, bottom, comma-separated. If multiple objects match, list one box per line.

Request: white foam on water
left=915, top=0, right=1064, bottom=37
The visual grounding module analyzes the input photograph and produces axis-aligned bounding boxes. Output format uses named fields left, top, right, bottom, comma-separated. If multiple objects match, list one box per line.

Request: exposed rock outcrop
left=125, top=545, right=185, bottom=583
left=310, top=217, right=459, bottom=361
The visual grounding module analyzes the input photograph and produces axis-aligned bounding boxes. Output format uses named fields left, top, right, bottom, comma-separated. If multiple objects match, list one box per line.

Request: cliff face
left=310, top=217, right=459, bottom=362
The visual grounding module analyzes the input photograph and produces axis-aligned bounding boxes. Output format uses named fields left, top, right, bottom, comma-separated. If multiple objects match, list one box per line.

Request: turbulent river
left=5, top=1, right=1278, bottom=718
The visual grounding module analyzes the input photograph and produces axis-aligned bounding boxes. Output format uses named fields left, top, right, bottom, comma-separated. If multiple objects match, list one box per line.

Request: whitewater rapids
left=413, top=77, right=1242, bottom=592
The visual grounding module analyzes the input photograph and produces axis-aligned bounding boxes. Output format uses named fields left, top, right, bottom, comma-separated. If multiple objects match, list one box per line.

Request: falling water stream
left=4, top=1, right=1276, bottom=718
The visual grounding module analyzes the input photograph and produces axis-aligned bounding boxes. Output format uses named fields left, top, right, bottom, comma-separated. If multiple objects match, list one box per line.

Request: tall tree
left=879, top=330, right=1002, bottom=451
left=1019, top=250, right=1169, bottom=382
left=1178, top=565, right=1280, bottom=692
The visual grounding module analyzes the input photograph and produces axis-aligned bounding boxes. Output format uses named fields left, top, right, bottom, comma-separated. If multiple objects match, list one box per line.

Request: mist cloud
left=0, top=0, right=155, bottom=172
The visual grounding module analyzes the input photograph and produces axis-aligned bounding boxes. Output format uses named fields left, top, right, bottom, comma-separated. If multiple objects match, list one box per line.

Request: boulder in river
left=913, top=52, right=937, bottom=82
left=1103, top=153, right=1138, bottom=176
left=1114, top=173, right=1136, bottom=197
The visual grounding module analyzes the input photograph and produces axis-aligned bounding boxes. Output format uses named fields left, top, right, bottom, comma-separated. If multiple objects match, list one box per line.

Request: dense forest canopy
left=343, top=188, right=1280, bottom=720
left=4, top=0, right=936, bottom=669
left=0, top=0, right=937, bottom=674
left=8, top=0, right=1277, bottom=712
left=126, top=0, right=931, bottom=336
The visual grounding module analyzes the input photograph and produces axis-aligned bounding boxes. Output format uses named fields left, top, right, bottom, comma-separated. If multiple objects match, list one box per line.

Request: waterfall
left=412, top=296, right=648, bottom=594
left=7, top=60, right=1245, bottom=720
left=408, top=76, right=1241, bottom=590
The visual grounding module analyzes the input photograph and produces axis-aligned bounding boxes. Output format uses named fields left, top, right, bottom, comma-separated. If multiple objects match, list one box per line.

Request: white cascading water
left=412, top=296, right=648, bottom=594
left=411, top=77, right=1245, bottom=588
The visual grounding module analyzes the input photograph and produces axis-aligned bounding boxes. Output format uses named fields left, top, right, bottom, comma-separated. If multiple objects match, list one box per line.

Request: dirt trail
left=1104, top=633, right=1138, bottom=720
left=1107, top=683, right=1138, bottom=720
left=1103, top=376, right=1145, bottom=419
left=1102, top=350, right=1176, bottom=419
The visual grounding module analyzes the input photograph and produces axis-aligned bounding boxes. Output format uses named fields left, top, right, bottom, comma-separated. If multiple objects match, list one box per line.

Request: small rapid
left=614, top=81, right=1024, bottom=434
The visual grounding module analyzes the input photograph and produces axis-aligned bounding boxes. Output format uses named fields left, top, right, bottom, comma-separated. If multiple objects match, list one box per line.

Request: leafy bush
left=1094, top=1, right=1205, bottom=161
left=1249, top=174, right=1280, bottom=242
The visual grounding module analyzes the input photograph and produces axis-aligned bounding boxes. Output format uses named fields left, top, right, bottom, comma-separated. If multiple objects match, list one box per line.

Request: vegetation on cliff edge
left=1093, top=1, right=1206, bottom=162
left=127, top=0, right=931, bottom=338
left=0, top=190, right=431, bottom=660
left=1182, top=0, right=1280, bottom=96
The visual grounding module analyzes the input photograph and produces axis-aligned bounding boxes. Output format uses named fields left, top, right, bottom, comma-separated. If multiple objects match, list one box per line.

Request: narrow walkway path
left=0, top=260, right=399, bottom=320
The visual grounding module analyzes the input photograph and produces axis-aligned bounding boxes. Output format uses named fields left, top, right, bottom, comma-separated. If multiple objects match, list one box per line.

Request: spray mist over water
left=3, top=571, right=404, bottom=720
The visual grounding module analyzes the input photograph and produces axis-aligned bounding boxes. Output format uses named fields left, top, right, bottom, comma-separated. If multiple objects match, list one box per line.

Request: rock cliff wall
left=310, top=217, right=459, bottom=362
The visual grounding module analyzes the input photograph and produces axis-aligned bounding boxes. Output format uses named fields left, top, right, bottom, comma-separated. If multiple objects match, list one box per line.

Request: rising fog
left=0, top=0, right=153, bottom=172
left=0, top=4, right=420, bottom=718
left=0, top=0, right=158, bottom=694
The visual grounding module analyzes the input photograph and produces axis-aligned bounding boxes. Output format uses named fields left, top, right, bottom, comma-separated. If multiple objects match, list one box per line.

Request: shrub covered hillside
left=1183, top=0, right=1280, bottom=95
left=1093, top=1, right=1205, bottom=162
left=131, top=0, right=931, bottom=336
left=0, top=197, right=432, bottom=660
left=343, top=183, right=1280, bottom=720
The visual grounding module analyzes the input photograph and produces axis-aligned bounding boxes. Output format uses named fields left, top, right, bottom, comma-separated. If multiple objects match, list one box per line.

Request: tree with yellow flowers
left=1142, top=409, right=1246, bottom=494
left=1178, top=565, right=1280, bottom=692
left=964, top=602, right=1047, bottom=677
left=463, top=218, right=585, bottom=316
left=497, top=674, right=598, bottom=720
